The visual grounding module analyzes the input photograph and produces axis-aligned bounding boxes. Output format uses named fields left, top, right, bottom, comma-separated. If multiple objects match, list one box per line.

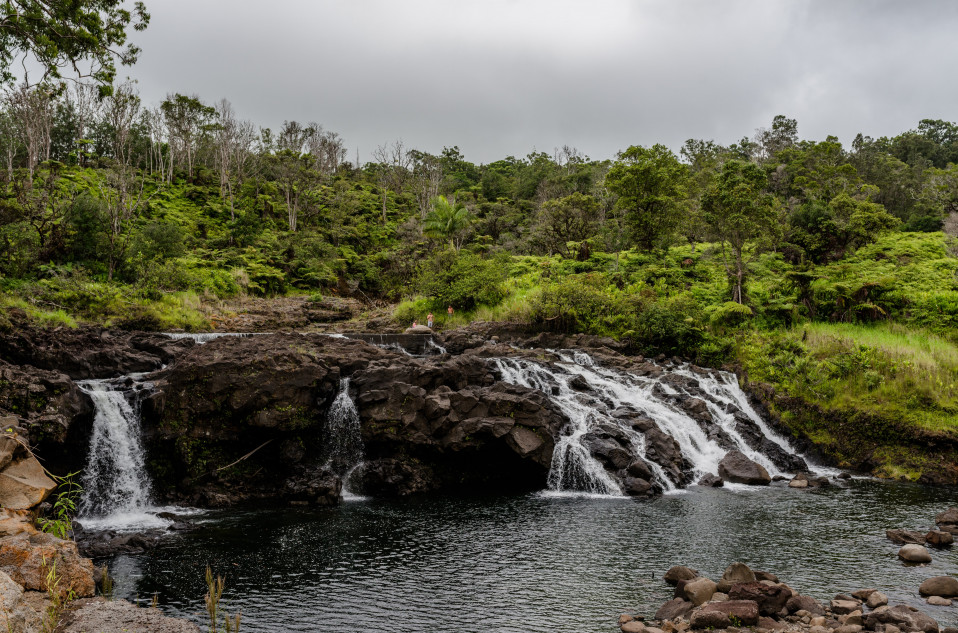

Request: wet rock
left=787, top=594, right=825, bottom=616
left=75, top=529, right=163, bottom=558
left=728, top=581, right=790, bottom=616
left=626, top=460, right=654, bottom=481
left=683, top=577, right=717, bottom=606
left=697, top=473, right=723, bottom=487
left=864, top=604, right=939, bottom=633
left=788, top=476, right=809, bottom=489
left=352, top=459, right=436, bottom=497
left=622, top=477, right=653, bottom=497
left=887, top=529, right=926, bottom=545
left=690, top=600, right=760, bottom=628
left=718, top=451, right=771, bottom=486
left=927, top=596, right=952, bottom=606
left=935, top=507, right=958, bottom=526
left=898, top=544, right=932, bottom=563
left=918, top=576, right=958, bottom=597
left=716, top=562, right=757, bottom=593
left=664, top=566, right=699, bottom=586
left=925, top=530, right=954, bottom=548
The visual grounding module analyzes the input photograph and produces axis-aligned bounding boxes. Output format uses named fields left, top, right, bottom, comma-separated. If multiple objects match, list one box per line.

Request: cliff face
left=141, top=334, right=569, bottom=506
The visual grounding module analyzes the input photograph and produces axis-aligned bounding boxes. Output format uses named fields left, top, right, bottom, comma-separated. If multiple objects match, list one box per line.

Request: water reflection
left=107, top=480, right=958, bottom=633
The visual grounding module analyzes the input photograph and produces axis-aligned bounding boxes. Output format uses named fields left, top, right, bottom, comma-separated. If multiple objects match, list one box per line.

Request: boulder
left=927, top=596, right=952, bottom=606
left=887, top=529, right=926, bottom=545
left=786, top=594, right=825, bottom=616
left=832, top=600, right=863, bottom=615
left=697, top=473, right=723, bottom=488
left=788, top=475, right=809, bottom=489
left=621, top=621, right=645, bottom=633
left=935, top=507, right=958, bottom=526
left=851, top=589, right=877, bottom=600
left=0, top=438, right=56, bottom=510
left=864, top=604, right=939, bottom=633
left=0, top=569, right=42, bottom=633
left=0, top=531, right=95, bottom=598
left=718, top=451, right=771, bottom=486
left=899, top=544, right=932, bottom=563
left=654, top=598, right=694, bottom=621
left=919, top=576, right=958, bottom=598
left=664, top=565, right=698, bottom=586
left=758, top=616, right=786, bottom=631
left=926, top=530, right=954, bottom=547
left=716, top=562, right=757, bottom=593
left=754, top=571, right=779, bottom=583
left=866, top=592, right=889, bottom=609
left=683, top=577, right=717, bottom=606
left=728, top=581, right=790, bottom=616
left=622, top=477, right=653, bottom=497
left=690, top=600, right=760, bottom=628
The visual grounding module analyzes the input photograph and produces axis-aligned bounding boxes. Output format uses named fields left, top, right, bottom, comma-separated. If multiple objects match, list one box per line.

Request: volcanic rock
left=718, top=451, right=771, bottom=486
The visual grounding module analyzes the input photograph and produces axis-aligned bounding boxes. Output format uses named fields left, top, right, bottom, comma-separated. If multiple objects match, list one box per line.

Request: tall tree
left=0, top=0, right=149, bottom=94
left=703, top=160, right=780, bottom=304
left=160, top=93, right=214, bottom=181
left=423, top=195, right=471, bottom=251
left=604, top=144, right=689, bottom=250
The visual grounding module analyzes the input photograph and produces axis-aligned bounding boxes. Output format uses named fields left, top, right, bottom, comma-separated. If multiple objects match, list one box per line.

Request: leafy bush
left=419, top=250, right=507, bottom=311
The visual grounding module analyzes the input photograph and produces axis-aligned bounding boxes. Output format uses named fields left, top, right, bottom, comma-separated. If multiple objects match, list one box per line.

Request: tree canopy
left=0, top=0, right=149, bottom=94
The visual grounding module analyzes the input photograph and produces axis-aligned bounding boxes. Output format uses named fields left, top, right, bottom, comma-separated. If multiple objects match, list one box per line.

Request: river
left=103, top=479, right=958, bottom=632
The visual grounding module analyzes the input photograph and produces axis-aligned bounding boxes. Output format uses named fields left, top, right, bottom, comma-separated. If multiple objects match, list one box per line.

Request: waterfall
left=324, top=378, right=365, bottom=496
left=77, top=377, right=165, bottom=529
left=493, top=351, right=824, bottom=496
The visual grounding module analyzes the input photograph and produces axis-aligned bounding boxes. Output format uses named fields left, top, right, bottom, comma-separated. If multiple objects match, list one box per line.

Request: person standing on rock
left=427, top=313, right=434, bottom=328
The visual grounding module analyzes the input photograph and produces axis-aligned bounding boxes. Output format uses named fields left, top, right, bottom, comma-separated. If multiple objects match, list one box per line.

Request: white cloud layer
left=127, top=0, right=958, bottom=163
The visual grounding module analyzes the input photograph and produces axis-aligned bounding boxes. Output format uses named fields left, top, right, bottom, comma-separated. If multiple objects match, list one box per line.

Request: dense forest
left=3, top=81, right=958, bottom=479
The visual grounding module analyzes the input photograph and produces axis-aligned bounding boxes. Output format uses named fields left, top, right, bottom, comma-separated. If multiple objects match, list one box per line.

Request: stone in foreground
left=716, top=561, right=757, bottom=593
left=690, top=600, right=760, bottom=628
left=898, top=544, right=932, bottom=563
left=919, top=576, right=958, bottom=598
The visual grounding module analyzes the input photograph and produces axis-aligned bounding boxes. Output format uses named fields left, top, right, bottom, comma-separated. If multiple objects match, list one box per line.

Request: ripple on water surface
left=105, top=480, right=958, bottom=633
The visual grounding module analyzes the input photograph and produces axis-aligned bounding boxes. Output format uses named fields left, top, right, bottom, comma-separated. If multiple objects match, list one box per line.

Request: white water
left=494, top=351, right=825, bottom=496
left=324, top=378, right=366, bottom=498
left=164, top=332, right=257, bottom=344
left=77, top=378, right=174, bottom=530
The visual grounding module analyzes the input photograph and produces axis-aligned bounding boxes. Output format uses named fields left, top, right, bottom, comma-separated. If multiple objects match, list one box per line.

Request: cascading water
left=163, top=332, right=256, bottom=344
left=493, top=351, right=826, bottom=496
left=323, top=378, right=365, bottom=497
left=77, top=377, right=163, bottom=529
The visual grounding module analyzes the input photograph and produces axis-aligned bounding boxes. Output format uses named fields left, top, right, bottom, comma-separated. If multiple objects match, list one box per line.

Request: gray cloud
left=127, top=0, right=958, bottom=163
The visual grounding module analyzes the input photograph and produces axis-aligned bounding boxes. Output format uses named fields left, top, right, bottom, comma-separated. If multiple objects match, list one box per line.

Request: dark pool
left=105, top=480, right=958, bottom=632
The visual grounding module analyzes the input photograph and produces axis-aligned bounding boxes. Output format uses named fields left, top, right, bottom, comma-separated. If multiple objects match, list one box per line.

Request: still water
left=106, top=480, right=958, bottom=632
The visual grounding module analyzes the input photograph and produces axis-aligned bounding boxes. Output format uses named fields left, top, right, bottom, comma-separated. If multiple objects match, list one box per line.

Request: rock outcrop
left=0, top=510, right=95, bottom=599
left=718, top=451, right=771, bottom=486
left=0, top=435, right=56, bottom=509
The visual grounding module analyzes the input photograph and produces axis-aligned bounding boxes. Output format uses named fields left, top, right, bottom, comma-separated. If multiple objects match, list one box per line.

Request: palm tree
left=423, top=195, right=472, bottom=251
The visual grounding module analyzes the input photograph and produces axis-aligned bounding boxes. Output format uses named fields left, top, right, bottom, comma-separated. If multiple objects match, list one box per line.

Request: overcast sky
left=126, top=0, right=958, bottom=164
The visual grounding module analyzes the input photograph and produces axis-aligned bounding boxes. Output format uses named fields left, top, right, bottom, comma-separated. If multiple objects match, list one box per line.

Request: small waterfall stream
left=77, top=377, right=167, bottom=530
left=494, top=351, right=826, bottom=496
left=324, top=378, right=365, bottom=497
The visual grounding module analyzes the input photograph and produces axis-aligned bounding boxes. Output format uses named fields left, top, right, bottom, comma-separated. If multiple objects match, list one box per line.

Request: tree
left=372, top=139, right=411, bottom=223
left=423, top=195, right=472, bottom=251
left=604, top=144, right=689, bottom=250
left=531, top=192, right=601, bottom=258
left=0, top=0, right=149, bottom=95
left=160, top=93, right=215, bottom=181
left=703, top=160, right=780, bottom=304
left=755, top=114, right=798, bottom=162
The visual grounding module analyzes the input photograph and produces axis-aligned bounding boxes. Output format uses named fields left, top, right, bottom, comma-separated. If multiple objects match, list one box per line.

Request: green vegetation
left=0, top=80, right=957, bottom=480
left=36, top=470, right=83, bottom=539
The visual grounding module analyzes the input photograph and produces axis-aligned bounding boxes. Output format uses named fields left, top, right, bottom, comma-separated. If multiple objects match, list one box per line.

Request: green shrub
left=419, top=250, right=507, bottom=311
